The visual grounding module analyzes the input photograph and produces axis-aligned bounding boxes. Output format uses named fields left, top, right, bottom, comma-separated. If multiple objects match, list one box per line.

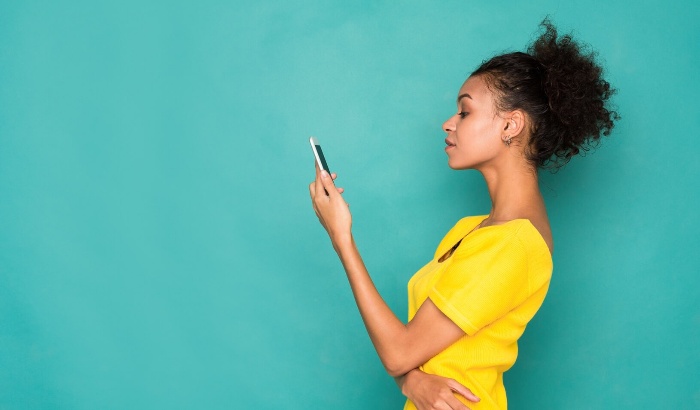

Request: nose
left=442, top=115, right=456, bottom=133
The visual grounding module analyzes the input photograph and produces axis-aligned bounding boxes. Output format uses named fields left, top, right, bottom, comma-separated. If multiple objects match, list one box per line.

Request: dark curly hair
left=471, top=19, right=620, bottom=170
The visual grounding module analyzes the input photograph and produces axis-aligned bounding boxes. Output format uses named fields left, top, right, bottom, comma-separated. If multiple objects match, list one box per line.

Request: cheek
left=448, top=119, right=501, bottom=168
left=459, top=118, right=499, bottom=151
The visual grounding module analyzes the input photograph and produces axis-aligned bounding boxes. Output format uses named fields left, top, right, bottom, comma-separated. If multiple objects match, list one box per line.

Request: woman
left=309, top=20, right=618, bottom=409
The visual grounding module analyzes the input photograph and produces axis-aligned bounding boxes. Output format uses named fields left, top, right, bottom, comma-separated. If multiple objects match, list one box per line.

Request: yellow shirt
left=404, top=216, right=552, bottom=410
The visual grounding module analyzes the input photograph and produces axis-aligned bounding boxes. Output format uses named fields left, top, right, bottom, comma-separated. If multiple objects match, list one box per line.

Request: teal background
left=1, top=1, right=698, bottom=409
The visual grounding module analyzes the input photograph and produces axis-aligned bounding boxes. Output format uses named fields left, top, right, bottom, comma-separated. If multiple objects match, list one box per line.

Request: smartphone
left=309, top=137, right=331, bottom=174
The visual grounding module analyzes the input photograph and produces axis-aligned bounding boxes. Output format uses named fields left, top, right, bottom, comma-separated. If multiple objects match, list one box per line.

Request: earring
left=503, top=136, right=512, bottom=147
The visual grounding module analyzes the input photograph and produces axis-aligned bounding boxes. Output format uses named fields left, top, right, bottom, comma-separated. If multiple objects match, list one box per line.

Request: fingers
left=314, top=166, right=326, bottom=198
left=313, top=163, right=337, bottom=180
left=328, top=173, right=342, bottom=192
left=311, top=164, right=343, bottom=198
left=312, top=180, right=343, bottom=194
left=427, top=397, right=469, bottom=410
left=444, top=396, right=471, bottom=410
left=318, top=169, right=339, bottom=198
left=314, top=162, right=337, bottom=180
left=447, top=379, right=480, bottom=403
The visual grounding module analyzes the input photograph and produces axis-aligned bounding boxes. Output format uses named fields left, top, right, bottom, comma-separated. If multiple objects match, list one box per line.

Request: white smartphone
left=309, top=136, right=331, bottom=174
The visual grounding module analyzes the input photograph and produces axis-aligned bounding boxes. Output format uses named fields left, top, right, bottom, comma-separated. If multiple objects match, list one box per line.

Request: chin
left=447, top=160, right=473, bottom=170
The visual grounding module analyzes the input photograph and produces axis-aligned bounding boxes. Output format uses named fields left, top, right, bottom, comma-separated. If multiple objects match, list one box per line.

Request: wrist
left=400, top=369, right=419, bottom=398
left=331, top=232, right=354, bottom=253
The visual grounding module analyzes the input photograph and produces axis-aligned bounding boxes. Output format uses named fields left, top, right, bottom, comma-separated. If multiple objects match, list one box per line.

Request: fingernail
left=321, top=171, right=328, bottom=178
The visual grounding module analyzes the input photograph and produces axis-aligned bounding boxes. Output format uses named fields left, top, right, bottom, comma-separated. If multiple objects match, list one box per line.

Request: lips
left=445, top=138, right=456, bottom=147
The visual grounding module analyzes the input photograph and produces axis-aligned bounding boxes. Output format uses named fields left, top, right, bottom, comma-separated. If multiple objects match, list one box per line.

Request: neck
left=477, top=159, right=543, bottom=226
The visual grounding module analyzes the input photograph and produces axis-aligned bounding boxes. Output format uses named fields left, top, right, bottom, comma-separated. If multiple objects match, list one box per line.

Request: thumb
left=319, top=170, right=338, bottom=196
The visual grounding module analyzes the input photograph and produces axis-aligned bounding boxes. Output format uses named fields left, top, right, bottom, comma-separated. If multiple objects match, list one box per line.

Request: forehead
left=457, top=75, right=493, bottom=105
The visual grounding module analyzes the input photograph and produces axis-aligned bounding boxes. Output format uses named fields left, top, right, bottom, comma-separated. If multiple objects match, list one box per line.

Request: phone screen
left=314, top=143, right=330, bottom=173
left=310, top=137, right=331, bottom=173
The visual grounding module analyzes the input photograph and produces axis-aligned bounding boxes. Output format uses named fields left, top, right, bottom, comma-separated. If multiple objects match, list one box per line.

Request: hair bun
left=529, top=19, right=620, bottom=167
left=471, top=19, right=620, bottom=169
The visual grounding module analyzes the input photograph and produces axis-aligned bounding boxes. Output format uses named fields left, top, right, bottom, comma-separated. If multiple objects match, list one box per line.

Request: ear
left=502, top=110, right=527, bottom=139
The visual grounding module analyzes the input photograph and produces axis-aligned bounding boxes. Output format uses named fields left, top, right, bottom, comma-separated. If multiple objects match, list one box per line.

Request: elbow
left=382, top=353, right=414, bottom=378
left=386, top=366, right=409, bottom=378
left=377, top=331, right=418, bottom=377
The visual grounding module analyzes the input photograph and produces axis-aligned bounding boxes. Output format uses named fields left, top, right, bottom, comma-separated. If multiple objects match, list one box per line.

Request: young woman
left=309, top=20, right=618, bottom=410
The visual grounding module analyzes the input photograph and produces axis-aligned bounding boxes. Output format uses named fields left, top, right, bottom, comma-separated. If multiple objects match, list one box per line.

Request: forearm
left=310, top=171, right=462, bottom=377
left=333, top=234, right=411, bottom=376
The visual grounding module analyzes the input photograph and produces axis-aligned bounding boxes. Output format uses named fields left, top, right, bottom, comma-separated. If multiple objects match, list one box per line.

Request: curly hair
left=471, top=19, right=620, bottom=170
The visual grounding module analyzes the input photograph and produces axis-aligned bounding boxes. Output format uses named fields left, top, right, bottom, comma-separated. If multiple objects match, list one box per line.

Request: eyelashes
left=458, top=111, right=469, bottom=119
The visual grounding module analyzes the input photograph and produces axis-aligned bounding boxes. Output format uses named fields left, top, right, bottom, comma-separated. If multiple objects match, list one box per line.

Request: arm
left=309, top=167, right=465, bottom=377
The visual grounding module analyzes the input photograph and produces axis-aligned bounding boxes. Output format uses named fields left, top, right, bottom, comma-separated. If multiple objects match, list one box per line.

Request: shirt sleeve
left=427, top=230, right=531, bottom=336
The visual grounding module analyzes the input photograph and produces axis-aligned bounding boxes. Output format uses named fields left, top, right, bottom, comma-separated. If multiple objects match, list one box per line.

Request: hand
left=309, top=164, right=351, bottom=246
left=400, top=369, right=480, bottom=410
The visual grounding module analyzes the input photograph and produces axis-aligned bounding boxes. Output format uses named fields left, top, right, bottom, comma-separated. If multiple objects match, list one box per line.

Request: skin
left=309, top=74, right=552, bottom=410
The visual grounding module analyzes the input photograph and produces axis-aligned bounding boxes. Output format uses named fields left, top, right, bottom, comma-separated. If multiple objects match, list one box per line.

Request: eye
left=458, top=111, right=469, bottom=119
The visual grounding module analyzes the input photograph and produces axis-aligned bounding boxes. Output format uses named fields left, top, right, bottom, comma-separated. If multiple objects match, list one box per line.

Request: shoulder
left=480, top=219, right=550, bottom=255
left=510, top=220, right=552, bottom=267
left=453, top=219, right=552, bottom=274
left=502, top=220, right=553, bottom=286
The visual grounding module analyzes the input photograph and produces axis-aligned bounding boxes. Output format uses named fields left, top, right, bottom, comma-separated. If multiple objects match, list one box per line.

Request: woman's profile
left=309, top=19, right=618, bottom=409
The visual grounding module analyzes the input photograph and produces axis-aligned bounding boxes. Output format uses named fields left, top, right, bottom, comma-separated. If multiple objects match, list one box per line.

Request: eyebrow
left=457, top=93, right=473, bottom=103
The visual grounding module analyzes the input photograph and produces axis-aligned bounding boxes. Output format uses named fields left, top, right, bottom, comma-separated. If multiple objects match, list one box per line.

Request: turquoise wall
left=1, top=1, right=698, bottom=408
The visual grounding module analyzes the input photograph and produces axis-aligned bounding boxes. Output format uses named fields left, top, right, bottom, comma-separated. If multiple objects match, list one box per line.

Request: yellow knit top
left=404, top=216, right=553, bottom=410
